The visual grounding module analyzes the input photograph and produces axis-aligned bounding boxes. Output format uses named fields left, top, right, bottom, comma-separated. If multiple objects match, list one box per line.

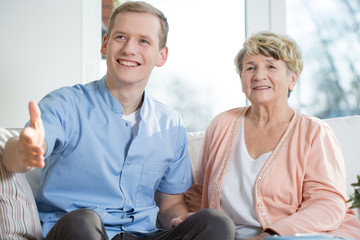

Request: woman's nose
left=254, top=68, right=267, bottom=81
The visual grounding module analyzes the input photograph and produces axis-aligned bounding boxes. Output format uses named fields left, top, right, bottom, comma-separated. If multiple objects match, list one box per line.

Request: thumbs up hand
left=18, top=101, right=46, bottom=169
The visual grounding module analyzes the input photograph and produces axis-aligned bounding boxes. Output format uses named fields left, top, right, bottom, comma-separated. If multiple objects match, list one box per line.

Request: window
left=286, top=0, right=360, bottom=118
left=101, top=0, right=246, bottom=131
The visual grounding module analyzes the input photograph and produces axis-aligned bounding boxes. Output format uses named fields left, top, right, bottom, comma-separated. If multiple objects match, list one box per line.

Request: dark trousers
left=45, top=208, right=235, bottom=240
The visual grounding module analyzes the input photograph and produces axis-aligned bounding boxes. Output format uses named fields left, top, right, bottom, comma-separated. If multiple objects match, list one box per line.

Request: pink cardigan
left=185, top=107, right=360, bottom=239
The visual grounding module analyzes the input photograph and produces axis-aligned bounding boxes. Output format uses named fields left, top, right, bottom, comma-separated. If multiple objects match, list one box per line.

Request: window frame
left=245, top=0, right=286, bottom=36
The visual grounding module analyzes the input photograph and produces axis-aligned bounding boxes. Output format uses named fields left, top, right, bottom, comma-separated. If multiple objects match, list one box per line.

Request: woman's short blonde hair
left=234, top=31, right=303, bottom=76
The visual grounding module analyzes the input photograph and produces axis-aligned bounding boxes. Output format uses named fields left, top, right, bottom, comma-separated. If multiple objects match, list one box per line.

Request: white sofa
left=1, top=115, right=360, bottom=239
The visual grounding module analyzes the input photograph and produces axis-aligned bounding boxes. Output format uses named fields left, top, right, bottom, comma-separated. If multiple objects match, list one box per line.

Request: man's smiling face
left=101, top=11, right=168, bottom=89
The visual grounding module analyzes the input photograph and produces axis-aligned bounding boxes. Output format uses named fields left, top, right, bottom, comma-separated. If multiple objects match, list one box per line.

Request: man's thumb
left=28, top=101, right=41, bottom=129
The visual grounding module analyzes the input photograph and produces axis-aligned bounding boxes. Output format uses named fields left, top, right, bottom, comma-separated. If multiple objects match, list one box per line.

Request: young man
left=3, top=1, right=235, bottom=239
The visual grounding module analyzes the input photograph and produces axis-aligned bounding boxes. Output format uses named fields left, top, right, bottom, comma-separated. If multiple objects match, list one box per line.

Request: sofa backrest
left=323, top=116, right=360, bottom=197
left=1, top=115, right=360, bottom=198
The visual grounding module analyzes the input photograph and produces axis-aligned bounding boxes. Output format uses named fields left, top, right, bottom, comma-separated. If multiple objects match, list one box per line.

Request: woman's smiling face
left=240, top=53, right=297, bottom=106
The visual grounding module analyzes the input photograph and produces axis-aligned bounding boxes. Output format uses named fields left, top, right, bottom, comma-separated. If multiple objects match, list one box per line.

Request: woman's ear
left=289, top=72, right=299, bottom=91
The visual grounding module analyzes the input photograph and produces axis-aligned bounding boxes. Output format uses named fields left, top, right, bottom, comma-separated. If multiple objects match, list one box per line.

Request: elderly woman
left=185, top=31, right=360, bottom=240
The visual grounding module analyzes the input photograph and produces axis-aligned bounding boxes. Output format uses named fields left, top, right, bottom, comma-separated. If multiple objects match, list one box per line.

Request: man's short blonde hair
left=107, top=1, right=169, bottom=49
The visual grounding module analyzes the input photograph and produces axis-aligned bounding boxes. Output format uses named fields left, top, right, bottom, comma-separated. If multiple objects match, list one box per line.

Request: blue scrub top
left=34, top=77, right=193, bottom=239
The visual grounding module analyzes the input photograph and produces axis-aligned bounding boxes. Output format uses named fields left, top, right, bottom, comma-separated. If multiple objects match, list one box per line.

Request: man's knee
left=46, top=209, right=107, bottom=240
left=65, top=208, right=103, bottom=227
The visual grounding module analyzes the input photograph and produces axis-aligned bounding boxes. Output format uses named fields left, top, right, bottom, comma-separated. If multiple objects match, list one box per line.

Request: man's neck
left=104, top=77, right=145, bottom=115
left=122, top=95, right=144, bottom=115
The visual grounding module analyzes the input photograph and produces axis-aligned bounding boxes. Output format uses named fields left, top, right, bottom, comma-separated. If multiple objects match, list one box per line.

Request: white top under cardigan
left=220, top=119, right=272, bottom=240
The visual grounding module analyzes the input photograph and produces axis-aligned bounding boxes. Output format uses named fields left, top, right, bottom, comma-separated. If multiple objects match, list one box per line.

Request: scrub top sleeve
left=157, top=124, right=193, bottom=194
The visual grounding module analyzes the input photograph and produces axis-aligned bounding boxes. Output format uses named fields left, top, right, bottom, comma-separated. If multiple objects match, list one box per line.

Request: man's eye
left=116, top=35, right=125, bottom=40
left=246, top=67, right=254, bottom=71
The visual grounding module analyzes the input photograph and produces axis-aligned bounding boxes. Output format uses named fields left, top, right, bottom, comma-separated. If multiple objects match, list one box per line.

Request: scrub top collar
left=98, top=76, right=147, bottom=117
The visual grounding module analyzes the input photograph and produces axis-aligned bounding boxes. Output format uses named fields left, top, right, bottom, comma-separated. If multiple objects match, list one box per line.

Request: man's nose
left=122, top=40, right=137, bottom=55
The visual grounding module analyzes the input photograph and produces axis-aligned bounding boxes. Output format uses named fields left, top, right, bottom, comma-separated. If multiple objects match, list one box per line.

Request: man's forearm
left=155, top=191, right=191, bottom=230
left=159, top=202, right=189, bottom=227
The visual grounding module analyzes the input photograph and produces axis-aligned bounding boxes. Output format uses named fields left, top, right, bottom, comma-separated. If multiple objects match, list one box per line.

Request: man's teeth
left=119, top=60, right=138, bottom=67
left=254, top=86, right=270, bottom=90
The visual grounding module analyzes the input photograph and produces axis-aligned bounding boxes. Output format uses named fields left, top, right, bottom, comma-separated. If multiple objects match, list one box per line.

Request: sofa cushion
left=0, top=128, right=42, bottom=240
left=187, top=131, right=205, bottom=170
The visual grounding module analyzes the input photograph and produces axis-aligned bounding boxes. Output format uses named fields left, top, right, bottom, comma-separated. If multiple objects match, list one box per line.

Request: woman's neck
left=246, top=105, right=294, bottom=127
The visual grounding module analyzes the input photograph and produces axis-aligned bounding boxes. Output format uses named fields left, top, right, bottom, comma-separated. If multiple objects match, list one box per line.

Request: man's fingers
left=28, top=101, right=41, bottom=129
left=170, top=212, right=194, bottom=229
left=170, top=217, right=183, bottom=229
left=18, top=142, right=44, bottom=159
left=20, top=144, right=44, bottom=156
left=20, top=151, right=44, bottom=161
left=20, top=130, right=33, bottom=144
left=28, top=158, right=45, bottom=168
left=18, top=145, right=45, bottom=168
left=17, top=130, right=45, bottom=169
left=21, top=124, right=44, bottom=150
left=20, top=127, right=36, bottom=145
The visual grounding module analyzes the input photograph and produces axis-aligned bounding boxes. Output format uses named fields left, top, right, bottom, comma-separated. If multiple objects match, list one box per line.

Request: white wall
left=0, top=0, right=101, bottom=128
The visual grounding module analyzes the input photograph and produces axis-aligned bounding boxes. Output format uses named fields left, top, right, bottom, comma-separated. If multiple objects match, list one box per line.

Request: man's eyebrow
left=139, top=34, right=154, bottom=41
left=111, top=31, right=154, bottom=41
left=111, top=30, right=125, bottom=36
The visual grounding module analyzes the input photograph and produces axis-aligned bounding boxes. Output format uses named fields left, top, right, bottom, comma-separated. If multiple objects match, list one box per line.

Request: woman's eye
left=140, top=39, right=150, bottom=44
left=269, top=65, right=276, bottom=69
left=246, top=67, right=254, bottom=71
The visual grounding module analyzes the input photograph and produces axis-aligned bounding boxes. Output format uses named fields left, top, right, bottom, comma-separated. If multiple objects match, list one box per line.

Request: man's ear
left=100, top=34, right=108, bottom=56
left=155, top=46, right=168, bottom=67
